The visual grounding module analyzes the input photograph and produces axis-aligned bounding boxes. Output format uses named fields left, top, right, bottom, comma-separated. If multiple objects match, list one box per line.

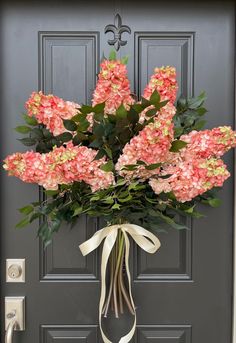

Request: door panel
left=0, top=1, right=235, bottom=342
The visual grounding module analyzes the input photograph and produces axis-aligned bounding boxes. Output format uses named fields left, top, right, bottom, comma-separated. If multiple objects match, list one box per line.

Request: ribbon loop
left=79, top=223, right=161, bottom=343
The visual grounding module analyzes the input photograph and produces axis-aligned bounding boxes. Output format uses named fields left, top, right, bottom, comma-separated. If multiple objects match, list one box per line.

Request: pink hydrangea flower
left=149, top=126, right=236, bottom=202
left=25, top=91, right=80, bottom=136
left=180, top=126, right=236, bottom=159
left=3, top=144, right=114, bottom=192
left=149, top=157, right=230, bottom=202
left=3, top=151, right=46, bottom=183
left=116, top=102, right=176, bottom=179
left=139, top=66, right=178, bottom=123
left=5, top=61, right=236, bottom=204
left=142, top=66, right=178, bottom=104
left=92, top=60, right=134, bottom=114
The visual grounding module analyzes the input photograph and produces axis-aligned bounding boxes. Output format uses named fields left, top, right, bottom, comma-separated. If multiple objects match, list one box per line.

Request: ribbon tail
left=99, top=230, right=118, bottom=343
left=79, top=223, right=161, bottom=343
left=118, top=230, right=136, bottom=343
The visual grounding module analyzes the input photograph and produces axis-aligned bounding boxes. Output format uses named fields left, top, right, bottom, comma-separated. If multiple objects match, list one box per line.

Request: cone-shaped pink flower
left=115, top=102, right=176, bottom=179
left=92, top=59, right=134, bottom=114
left=25, top=91, right=80, bottom=136
left=3, top=144, right=114, bottom=192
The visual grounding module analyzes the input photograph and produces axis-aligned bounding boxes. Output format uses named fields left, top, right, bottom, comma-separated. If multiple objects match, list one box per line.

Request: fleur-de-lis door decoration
left=105, top=13, right=131, bottom=51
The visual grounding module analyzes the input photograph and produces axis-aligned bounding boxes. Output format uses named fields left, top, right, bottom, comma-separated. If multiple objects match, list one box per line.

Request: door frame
left=233, top=22, right=236, bottom=340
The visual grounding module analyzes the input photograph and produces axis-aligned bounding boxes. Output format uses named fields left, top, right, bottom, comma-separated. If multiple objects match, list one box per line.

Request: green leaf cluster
left=14, top=88, right=222, bottom=247
left=174, top=91, right=207, bottom=138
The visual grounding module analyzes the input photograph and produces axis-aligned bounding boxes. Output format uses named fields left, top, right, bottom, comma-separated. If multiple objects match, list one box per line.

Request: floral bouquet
left=3, top=51, right=236, bottom=342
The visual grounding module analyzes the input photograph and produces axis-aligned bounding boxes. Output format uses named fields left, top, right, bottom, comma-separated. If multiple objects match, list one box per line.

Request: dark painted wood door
left=1, top=1, right=235, bottom=342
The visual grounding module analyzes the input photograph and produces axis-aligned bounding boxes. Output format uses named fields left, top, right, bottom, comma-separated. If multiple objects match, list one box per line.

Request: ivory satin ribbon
left=79, top=223, right=161, bottom=343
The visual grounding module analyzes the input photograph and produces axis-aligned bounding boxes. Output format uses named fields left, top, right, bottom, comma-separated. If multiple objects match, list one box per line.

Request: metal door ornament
left=104, top=13, right=131, bottom=51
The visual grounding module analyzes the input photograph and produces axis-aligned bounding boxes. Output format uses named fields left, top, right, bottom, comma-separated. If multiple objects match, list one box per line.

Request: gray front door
left=1, top=1, right=235, bottom=342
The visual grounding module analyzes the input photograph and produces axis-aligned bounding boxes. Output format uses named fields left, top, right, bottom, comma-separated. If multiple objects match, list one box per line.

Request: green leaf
left=36, top=141, right=47, bottom=152
left=115, top=178, right=127, bottom=186
left=158, top=100, right=169, bottom=108
left=72, top=134, right=81, bottom=146
left=15, top=217, right=30, bottom=229
left=121, top=55, right=129, bottom=64
left=177, top=97, right=187, bottom=109
left=170, top=140, right=187, bottom=152
left=45, top=190, right=59, bottom=196
left=104, top=122, right=114, bottom=136
left=15, top=125, right=32, bottom=134
left=150, top=90, right=160, bottom=105
left=93, top=102, right=105, bottom=113
left=29, top=212, right=41, bottom=223
left=188, top=91, right=207, bottom=109
left=63, top=119, right=77, bottom=131
left=18, top=137, right=37, bottom=146
left=150, top=90, right=161, bottom=105
left=79, top=105, right=93, bottom=115
left=111, top=203, right=121, bottom=210
left=141, top=97, right=151, bottom=107
left=76, top=131, right=88, bottom=141
left=93, top=124, right=105, bottom=137
left=77, top=120, right=90, bottom=132
left=102, top=196, right=114, bottom=204
left=174, top=127, right=184, bottom=138
left=149, top=210, right=188, bottom=230
left=22, top=114, right=38, bottom=126
left=89, top=138, right=102, bottom=148
left=19, top=205, right=34, bottom=215
left=100, top=160, right=114, bottom=172
left=184, top=205, right=195, bottom=214
left=132, top=104, right=143, bottom=113
left=42, top=128, right=53, bottom=139
left=197, top=107, right=207, bottom=116
left=116, top=104, right=127, bottom=119
left=128, top=181, right=146, bottom=191
left=127, top=109, right=139, bottom=124
left=208, top=198, right=221, bottom=207
left=72, top=206, right=83, bottom=217
left=109, top=50, right=117, bottom=60
left=37, top=222, right=50, bottom=242
left=145, top=163, right=162, bottom=170
left=94, top=149, right=106, bottom=160
left=136, top=160, right=146, bottom=165
left=50, top=218, right=61, bottom=233
left=122, top=164, right=138, bottom=171
left=94, top=112, right=104, bottom=122
left=145, top=108, right=157, bottom=117
left=30, top=127, right=44, bottom=139
left=159, top=174, right=172, bottom=179
left=104, top=146, right=113, bottom=159
left=56, top=132, right=73, bottom=142
left=192, top=120, right=207, bottom=130
left=184, top=116, right=195, bottom=127
left=72, top=113, right=84, bottom=122
left=118, top=194, right=133, bottom=203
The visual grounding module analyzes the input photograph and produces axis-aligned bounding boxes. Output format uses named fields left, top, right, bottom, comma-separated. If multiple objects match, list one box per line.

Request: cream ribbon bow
left=79, top=223, right=161, bottom=343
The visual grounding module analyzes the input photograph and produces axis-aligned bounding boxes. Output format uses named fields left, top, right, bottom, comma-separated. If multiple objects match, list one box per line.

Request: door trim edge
left=232, top=6, right=236, bottom=342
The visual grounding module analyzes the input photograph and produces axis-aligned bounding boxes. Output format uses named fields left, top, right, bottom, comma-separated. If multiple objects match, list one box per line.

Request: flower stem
left=103, top=248, right=114, bottom=317
left=103, top=225, right=135, bottom=317
left=113, top=231, right=124, bottom=318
